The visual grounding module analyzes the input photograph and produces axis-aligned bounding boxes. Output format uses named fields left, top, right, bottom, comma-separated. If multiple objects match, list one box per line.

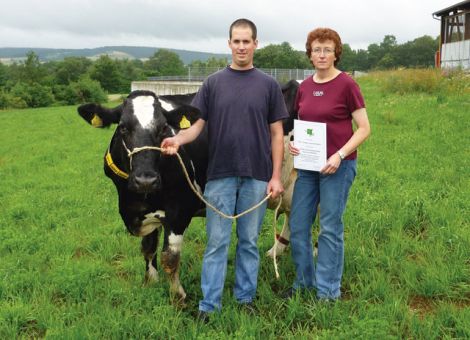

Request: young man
left=161, top=18, right=288, bottom=318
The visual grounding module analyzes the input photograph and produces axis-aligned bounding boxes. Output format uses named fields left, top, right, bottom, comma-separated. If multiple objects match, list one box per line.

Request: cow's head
left=78, top=90, right=200, bottom=194
left=281, top=80, right=299, bottom=135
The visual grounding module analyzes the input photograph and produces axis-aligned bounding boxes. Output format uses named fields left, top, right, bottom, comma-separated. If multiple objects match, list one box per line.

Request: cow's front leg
left=266, top=212, right=291, bottom=258
left=141, top=228, right=160, bottom=284
left=161, top=227, right=186, bottom=302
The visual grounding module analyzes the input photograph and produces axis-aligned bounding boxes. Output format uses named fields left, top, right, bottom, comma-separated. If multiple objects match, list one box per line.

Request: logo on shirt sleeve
left=313, top=90, right=324, bottom=97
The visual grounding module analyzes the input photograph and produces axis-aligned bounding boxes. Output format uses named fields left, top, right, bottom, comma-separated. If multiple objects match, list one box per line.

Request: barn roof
left=433, top=0, right=470, bottom=17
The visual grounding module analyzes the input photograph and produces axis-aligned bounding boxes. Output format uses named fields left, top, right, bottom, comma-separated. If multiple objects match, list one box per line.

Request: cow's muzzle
left=129, top=171, right=161, bottom=193
left=122, top=141, right=164, bottom=193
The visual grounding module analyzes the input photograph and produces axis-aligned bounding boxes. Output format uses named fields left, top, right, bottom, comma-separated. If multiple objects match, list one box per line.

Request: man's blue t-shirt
left=191, top=67, right=289, bottom=182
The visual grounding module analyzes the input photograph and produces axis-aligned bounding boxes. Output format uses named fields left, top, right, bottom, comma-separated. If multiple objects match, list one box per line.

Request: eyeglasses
left=311, top=48, right=335, bottom=56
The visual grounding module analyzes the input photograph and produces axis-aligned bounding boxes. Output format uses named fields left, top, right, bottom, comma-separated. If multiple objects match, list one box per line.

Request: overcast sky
left=0, top=0, right=454, bottom=53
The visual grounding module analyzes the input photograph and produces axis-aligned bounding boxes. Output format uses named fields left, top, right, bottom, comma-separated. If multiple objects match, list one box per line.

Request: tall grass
left=1, top=69, right=469, bottom=338
left=365, top=68, right=469, bottom=101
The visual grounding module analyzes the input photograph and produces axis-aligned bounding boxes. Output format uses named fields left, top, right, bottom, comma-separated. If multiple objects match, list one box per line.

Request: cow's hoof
left=143, top=271, right=159, bottom=286
left=170, top=292, right=187, bottom=308
left=173, top=296, right=187, bottom=309
left=176, top=287, right=187, bottom=301
left=266, top=244, right=288, bottom=258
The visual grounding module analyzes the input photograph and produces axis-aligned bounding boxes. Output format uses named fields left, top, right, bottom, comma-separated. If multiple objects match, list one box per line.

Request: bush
left=52, top=85, right=74, bottom=105
left=9, top=82, right=54, bottom=108
left=8, top=97, right=28, bottom=109
left=0, top=89, right=28, bottom=109
left=53, top=77, right=107, bottom=105
left=70, top=77, right=107, bottom=104
left=28, top=83, right=54, bottom=107
left=0, top=78, right=107, bottom=108
left=0, top=90, right=9, bottom=109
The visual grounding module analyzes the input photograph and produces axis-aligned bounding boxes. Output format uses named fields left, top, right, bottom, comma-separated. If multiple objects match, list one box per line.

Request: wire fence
left=148, top=67, right=314, bottom=83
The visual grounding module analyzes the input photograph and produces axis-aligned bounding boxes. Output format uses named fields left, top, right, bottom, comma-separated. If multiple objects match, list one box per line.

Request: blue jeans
left=199, top=177, right=268, bottom=312
left=289, top=160, right=356, bottom=299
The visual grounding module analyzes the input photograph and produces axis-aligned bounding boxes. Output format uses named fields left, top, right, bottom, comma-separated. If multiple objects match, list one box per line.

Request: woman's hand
left=288, top=141, right=300, bottom=156
left=320, top=152, right=341, bottom=175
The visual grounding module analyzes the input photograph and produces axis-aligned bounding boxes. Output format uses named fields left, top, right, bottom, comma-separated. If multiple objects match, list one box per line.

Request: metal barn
left=433, top=0, right=470, bottom=69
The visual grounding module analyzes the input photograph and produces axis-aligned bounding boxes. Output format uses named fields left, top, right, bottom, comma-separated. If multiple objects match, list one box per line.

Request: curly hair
left=305, top=28, right=342, bottom=66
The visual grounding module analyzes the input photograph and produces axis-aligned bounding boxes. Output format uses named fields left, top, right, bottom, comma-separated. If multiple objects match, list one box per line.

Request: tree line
left=252, top=35, right=438, bottom=71
left=0, top=34, right=438, bottom=109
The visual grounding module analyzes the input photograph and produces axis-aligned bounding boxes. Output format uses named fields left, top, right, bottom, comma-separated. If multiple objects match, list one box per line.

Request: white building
left=433, top=0, right=470, bottom=69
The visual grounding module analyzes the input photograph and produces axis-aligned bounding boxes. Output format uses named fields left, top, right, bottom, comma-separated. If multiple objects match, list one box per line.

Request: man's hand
left=160, top=137, right=180, bottom=155
left=160, top=118, right=206, bottom=156
left=267, top=177, right=284, bottom=199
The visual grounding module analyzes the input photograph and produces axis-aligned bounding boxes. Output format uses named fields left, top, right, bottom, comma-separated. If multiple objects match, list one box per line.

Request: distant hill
left=0, top=46, right=230, bottom=64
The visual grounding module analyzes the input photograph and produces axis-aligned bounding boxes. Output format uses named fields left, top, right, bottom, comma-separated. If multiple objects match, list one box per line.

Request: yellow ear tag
left=179, top=115, right=191, bottom=129
left=91, top=115, right=103, bottom=127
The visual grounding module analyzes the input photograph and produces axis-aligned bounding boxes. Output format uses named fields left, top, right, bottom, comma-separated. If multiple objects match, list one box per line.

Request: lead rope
left=124, top=144, right=283, bottom=278
left=272, top=196, right=282, bottom=279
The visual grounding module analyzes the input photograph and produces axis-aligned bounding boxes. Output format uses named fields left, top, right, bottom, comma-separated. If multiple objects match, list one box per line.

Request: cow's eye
left=119, top=125, right=129, bottom=135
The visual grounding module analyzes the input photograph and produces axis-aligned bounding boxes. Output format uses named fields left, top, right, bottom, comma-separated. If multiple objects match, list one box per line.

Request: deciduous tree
left=144, top=49, right=185, bottom=77
left=254, top=42, right=310, bottom=69
left=55, top=57, right=92, bottom=85
left=90, top=55, right=122, bottom=93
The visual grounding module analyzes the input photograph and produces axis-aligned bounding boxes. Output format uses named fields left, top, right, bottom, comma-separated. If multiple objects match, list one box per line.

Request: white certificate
left=293, top=120, right=327, bottom=172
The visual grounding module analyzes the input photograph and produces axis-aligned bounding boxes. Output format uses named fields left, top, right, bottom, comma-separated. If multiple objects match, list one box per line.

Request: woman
left=286, top=28, right=370, bottom=300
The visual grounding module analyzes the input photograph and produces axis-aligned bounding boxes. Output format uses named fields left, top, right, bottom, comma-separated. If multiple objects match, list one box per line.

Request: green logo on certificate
left=306, top=128, right=314, bottom=136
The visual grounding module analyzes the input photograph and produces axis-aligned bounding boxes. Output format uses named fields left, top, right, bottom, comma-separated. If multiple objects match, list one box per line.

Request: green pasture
left=0, top=71, right=469, bottom=338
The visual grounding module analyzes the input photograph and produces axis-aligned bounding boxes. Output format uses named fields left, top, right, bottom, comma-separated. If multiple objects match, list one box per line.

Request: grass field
left=1, top=70, right=469, bottom=338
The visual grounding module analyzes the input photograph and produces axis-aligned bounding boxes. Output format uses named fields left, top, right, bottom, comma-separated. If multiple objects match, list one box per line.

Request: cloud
left=0, top=0, right=450, bottom=52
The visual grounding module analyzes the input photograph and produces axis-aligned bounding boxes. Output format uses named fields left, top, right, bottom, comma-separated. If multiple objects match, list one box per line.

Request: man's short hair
left=229, top=18, right=257, bottom=40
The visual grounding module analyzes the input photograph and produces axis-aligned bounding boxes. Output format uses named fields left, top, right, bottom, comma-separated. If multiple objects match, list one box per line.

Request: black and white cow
left=78, top=90, right=206, bottom=301
left=77, top=81, right=300, bottom=301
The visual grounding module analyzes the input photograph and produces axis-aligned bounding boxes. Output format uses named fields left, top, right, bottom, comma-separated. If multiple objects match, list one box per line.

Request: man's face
left=228, top=26, right=258, bottom=70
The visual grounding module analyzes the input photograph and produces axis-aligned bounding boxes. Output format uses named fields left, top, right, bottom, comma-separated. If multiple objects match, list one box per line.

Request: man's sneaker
left=195, top=310, right=210, bottom=324
left=239, top=302, right=257, bottom=315
left=280, top=287, right=297, bottom=299
left=317, top=297, right=338, bottom=305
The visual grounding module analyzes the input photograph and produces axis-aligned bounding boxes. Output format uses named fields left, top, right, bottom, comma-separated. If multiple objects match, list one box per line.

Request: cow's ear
left=163, top=105, right=201, bottom=129
left=77, top=103, right=123, bottom=128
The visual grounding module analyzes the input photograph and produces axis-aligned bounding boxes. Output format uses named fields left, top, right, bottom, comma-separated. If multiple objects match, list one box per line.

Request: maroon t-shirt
left=295, top=72, right=365, bottom=160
